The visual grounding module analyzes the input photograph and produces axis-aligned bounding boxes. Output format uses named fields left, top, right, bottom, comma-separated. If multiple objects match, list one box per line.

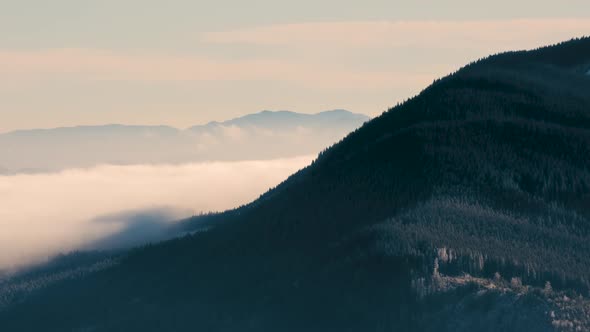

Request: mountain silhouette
left=0, top=110, right=368, bottom=173
left=0, top=38, right=589, bottom=331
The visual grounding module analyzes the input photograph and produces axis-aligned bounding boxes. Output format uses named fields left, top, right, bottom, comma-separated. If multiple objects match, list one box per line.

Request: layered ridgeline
left=1, top=38, right=590, bottom=331
left=0, top=110, right=368, bottom=173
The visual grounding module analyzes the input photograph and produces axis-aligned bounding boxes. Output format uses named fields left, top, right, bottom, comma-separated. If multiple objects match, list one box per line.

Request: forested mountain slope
left=1, top=38, right=589, bottom=332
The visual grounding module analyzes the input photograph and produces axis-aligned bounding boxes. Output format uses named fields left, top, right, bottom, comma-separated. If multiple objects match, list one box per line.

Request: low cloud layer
left=0, top=157, right=312, bottom=271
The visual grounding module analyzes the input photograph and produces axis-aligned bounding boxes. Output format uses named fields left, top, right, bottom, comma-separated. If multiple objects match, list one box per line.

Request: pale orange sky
left=1, top=1, right=589, bottom=133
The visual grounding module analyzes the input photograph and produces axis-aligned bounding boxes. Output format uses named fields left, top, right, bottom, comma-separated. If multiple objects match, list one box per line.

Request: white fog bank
left=0, top=156, right=313, bottom=270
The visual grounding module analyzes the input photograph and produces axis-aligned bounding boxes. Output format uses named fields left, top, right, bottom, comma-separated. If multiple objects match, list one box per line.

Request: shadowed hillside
left=1, top=38, right=589, bottom=331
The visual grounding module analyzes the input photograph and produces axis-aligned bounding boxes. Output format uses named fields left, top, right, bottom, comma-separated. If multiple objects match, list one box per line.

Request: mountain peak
left=0, top=109, right=369, bottom=173
left=190, top=110, right=369, bottom=131
left=473, top=36, right=590, bottom=71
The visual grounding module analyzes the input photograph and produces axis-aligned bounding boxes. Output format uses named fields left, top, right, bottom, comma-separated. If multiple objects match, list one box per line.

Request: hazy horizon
left=2, top=1, right=590, bottom=132
left=0, top=109, right=367, bottom=134
left=0, top=110, right=367, bottom=174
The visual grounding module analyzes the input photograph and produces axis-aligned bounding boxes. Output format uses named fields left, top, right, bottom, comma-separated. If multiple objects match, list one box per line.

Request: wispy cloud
left=201, top=19, right=590, bottom=50
left=2, top=19, right=588, bottom=91
left=0, top=48, right=431, bottom=89
left=1, top=19, right=588, bottom=132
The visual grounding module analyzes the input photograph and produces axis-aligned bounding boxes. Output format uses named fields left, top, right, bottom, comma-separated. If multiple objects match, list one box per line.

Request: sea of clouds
left=0, top=156, right=312, bottom=271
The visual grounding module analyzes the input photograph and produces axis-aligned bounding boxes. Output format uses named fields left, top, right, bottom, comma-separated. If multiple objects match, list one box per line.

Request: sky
left=1, top=1, right=589, bottom=133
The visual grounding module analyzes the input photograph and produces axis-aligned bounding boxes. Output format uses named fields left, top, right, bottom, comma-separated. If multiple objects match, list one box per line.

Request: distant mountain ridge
left=191, top=109, right=367, bottom=130
left=2, top=110, right=364, bottom=135
left=0, top=110, right=369, bottom=173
